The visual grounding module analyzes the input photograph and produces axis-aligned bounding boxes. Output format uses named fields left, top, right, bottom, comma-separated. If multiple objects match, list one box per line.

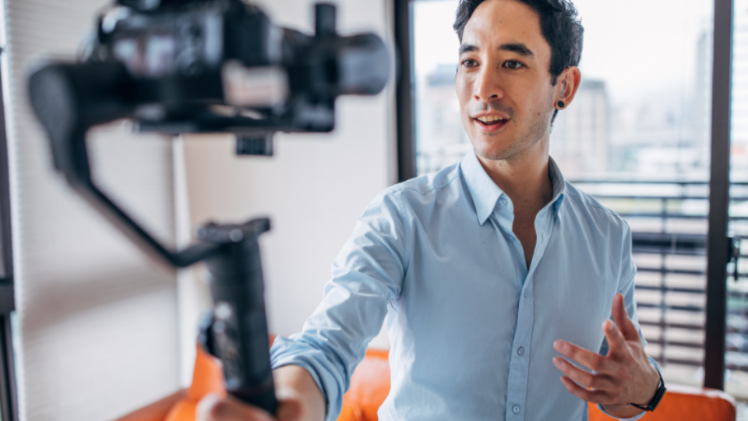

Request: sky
left=413, top=0, right=714, bottom=104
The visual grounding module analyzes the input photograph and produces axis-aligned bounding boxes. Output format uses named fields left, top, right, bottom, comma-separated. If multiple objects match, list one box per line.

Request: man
left=198, top=0, right=664, bottom=420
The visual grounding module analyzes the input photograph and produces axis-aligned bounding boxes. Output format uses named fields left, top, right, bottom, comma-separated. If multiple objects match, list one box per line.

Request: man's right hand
left=196, top=366, right=326, bottom=421
left=196, top=389, right=301, bottom=421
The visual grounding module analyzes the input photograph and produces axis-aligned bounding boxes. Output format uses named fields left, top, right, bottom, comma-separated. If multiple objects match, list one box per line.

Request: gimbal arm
left=28, top=61, right=223, bottom=268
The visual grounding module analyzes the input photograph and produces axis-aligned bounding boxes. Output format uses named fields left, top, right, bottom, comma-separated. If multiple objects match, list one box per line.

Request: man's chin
left=471, top=140, right=517, bottom=162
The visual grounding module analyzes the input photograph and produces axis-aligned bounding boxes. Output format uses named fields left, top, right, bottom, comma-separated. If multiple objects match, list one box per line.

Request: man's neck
left=476, top=146, right=554, bottom=215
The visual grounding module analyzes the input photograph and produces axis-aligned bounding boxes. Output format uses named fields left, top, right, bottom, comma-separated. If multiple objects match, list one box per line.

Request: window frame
left=703, top=0, right=733, bottom=391
left=395, top=0, right=418, bottom=183
left=0, top=48, right=19, bottom=421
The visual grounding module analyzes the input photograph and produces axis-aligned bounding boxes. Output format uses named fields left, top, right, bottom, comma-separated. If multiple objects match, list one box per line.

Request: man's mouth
left=473, top=115, right=509, bottom=132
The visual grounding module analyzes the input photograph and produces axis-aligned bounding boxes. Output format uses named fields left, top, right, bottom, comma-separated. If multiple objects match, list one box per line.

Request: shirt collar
left=460, top=152, right=567, bottom=225
left=548, top=156, right=567, bottom=212
left=460, top=151, right=503, bottom=225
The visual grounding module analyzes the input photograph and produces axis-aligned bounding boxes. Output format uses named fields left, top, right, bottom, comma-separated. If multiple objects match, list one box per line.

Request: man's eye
left=503, top=60, right=524, bottom=69
left=462, top=59, right=479, bottom=68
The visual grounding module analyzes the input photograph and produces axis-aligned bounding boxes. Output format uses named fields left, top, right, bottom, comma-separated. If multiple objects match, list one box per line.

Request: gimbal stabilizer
left=27, top=0, right=390, bottom=415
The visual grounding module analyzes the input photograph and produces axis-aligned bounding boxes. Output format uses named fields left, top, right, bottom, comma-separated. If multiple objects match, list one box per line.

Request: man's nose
left=473, top=67, right=503, bottom=102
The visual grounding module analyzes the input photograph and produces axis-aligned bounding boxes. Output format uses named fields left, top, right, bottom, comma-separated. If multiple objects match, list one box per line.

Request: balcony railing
left=572, top=180, right=748, bottom=371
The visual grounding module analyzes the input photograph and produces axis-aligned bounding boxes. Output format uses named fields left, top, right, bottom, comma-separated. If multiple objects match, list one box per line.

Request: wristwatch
left=629, top=369, right=666, bottom=411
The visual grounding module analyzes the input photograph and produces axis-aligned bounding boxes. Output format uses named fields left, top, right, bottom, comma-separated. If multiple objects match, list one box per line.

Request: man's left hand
left=552, top=293, right=660, bottom=417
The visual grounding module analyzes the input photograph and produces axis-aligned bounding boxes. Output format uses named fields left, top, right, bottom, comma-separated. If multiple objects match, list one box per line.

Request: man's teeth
left=477, top=116, right=506, bottom=123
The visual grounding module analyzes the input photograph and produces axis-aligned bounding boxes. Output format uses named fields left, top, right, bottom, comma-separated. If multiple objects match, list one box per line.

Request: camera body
left=58, top=0, right=389, bottom=140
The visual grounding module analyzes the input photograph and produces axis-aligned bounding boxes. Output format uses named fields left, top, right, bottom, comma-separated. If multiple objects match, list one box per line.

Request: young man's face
left=456, top=0, right=558, bottom=162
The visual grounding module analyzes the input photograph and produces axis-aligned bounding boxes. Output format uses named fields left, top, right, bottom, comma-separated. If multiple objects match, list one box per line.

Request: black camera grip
left=201, top=220, right=278, bottom=415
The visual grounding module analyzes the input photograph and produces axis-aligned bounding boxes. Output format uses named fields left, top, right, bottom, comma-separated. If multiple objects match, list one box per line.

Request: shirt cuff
left=270, top=336, right=345, bottom=421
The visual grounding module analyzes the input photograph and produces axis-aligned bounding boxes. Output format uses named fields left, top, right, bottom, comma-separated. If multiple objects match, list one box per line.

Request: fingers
left=559, top=376, right=614, bottom=405
left=611, top=293, right=639, bottom=340
left=554, top=340, right=614, bottom=374
left=602, top=320, right=628, bottom=359
left=196, top=394, right=275, bottom=421
left=553, top=356, right=616, bottom=391
left=195, top=389, right=305, bottom=421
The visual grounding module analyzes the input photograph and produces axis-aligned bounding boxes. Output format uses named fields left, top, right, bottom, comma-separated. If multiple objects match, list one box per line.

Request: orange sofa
left=122, top=343, right=737, bottom=421
left=341, top=350, right=737, bottom=421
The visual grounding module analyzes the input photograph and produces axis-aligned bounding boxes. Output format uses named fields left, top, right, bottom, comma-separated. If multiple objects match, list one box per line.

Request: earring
left=557, top=101, right=565, bottom=109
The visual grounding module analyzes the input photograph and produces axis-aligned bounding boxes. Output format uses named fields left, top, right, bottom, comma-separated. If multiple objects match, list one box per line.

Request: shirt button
left=513, top=405, right=520, bottom=414
left=524, top=288, right=531, bottom=298
left=517, top=347, right=525, bottom=356
left=500, top=198, right=508, bottom=206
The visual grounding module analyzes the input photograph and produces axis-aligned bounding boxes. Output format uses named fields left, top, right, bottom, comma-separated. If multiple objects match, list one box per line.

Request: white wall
left=3, top=0, right=183, bottom=419
left=182, top=0, right=397, bottom=351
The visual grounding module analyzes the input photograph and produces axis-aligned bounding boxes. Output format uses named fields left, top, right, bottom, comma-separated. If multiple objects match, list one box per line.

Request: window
left=728, top=0, right=748, bottom=394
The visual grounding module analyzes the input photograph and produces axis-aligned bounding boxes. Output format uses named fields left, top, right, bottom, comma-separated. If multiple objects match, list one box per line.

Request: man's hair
left=453, top=0, right=584, bottom=86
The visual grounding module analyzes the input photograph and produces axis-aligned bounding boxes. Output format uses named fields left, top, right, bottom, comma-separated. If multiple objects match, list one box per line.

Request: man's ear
left=556, top=66, right=582, bottom=109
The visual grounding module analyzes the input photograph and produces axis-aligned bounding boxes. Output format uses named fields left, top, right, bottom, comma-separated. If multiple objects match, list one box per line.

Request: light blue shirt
left=271, top=152, right=654, bottom=421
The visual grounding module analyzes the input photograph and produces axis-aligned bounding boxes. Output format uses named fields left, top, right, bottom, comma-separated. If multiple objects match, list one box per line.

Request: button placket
left=505, top=276, right=534, bottom=420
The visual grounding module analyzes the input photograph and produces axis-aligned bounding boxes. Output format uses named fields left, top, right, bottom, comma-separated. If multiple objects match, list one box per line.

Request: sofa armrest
left=588, top=383, right=736, bottom=421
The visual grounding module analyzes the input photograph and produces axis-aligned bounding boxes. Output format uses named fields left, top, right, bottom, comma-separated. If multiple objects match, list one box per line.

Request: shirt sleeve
left=270, top=191, right=408, bottom=421
left=596, top=222, right=661, bottom=421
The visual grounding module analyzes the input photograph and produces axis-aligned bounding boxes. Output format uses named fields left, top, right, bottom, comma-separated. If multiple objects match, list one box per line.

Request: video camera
left=33, top=0, right=390, bottom=158
left=27, top=0, right=391, bottom=415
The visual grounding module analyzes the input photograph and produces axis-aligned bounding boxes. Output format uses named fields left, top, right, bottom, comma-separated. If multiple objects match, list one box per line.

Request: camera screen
left=113, top=33, right=176, bottom=77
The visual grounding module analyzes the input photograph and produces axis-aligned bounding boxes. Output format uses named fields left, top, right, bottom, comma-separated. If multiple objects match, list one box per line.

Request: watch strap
left=629, top=369, right=666, bottom=412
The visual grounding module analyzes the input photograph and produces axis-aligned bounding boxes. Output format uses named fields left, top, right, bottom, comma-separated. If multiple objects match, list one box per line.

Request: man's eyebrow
left=458, top=44, right=478, bottom=55
left=458, top=42, right=535, bottom=57
left=498, top=43, right=534, bottom=57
